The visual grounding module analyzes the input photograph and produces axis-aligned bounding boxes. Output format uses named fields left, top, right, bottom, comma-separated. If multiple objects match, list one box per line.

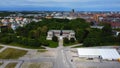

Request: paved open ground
left=0, top=37, right=120, bottom=68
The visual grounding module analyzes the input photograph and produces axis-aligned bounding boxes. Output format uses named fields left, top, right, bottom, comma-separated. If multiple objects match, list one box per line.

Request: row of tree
left=63, top=38, right=75, bottom=44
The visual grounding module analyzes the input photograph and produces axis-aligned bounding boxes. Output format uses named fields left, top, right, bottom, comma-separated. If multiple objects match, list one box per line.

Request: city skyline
left=0, top=0, right=120, bottom=11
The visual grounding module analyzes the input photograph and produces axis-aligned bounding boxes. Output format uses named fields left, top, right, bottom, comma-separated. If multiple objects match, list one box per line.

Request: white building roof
left=77, top=48, right=120, bottom=60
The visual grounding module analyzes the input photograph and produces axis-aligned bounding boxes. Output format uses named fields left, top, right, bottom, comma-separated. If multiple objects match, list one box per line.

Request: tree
left=52, top=36, right=58, bottom=42
left=100, top=24, right=114, bottom=44
left=0, top=35, right=13, bottom=44
left=41, top=26, right=48, bottom=35
left=76, top=29, right=85, bottom=43
left=83, top=38, right=101, bottom=47
left=16, top=27, right=28, bottom=37
left=29, top=30, right=39, bottom=39
left=63, top=37, right=69, bottom=44
left=2, top=27, right=8, bottom=33
left=0, top=18, right=92, bottom=48
left=82, top=29, right=89, bottom=40
left=102, top=24, right=112, bottom=36
left=90, top=21, right=95, bottom=26
left=37, top=27, right=42, bottom=37
left=102, top=36, right=116, bottom=43
left=63, top=25, right=71, bottom=30
left=70, top=38, right=75, bottom=43
left=87, top=28, right=101, bottom=39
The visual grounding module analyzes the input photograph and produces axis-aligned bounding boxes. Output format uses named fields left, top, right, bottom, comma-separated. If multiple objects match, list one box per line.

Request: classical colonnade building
left=46, top=30, right=76, bottom=40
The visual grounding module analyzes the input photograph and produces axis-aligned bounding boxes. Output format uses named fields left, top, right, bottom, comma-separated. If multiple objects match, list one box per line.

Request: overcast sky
left=0, top=0, right=120, bottom=11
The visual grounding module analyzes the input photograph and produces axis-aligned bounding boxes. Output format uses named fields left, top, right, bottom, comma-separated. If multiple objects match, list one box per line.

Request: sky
left=0, top=0, right=120, bottom=11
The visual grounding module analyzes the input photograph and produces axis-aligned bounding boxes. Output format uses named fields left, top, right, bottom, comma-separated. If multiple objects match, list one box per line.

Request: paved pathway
left=53, top=36, right=75, bottom=68
left=0, top=61, right=10, bottom=68
left=0, top=47, right=7, bottom=53
left=15, top=61, right=23, bottom=68
left=67, top=44, right=83, bottom=48
left=0, top=44, right=32, bottom=51
left=58, top=36, right=63, bottom=47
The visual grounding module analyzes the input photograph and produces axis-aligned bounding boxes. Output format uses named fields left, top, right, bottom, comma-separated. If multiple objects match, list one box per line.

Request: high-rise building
left=72, top=9, right=75, bottom=13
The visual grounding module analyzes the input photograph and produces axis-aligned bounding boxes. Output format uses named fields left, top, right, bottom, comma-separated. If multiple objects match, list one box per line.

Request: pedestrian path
left=0, top=44, right=31, bottom=51
left=0, top=47, right=7, bottom=53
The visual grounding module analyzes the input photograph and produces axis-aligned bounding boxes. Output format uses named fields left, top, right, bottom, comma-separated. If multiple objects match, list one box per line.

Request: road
left=53, top=36, right=74, bottom=68
left=53, top=47, right=68, bottom=68
left=53, top=36, right=67, bottom=68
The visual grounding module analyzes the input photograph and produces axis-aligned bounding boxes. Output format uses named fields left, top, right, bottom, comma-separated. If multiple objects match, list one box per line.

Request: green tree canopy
left=63, top=37, right=69, bottom=44
left=70, top=38, right=75, bottom=43
left=83, top=38, right=101, bottom=47
left=52, top=36, right=58, bottom=42
left=102, top=23, right=112, bottom=36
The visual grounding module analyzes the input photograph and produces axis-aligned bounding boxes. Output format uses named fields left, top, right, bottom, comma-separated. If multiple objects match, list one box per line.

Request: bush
left=70, top=38, right=75, bottom=43
left=63, top=37, right=69, bottom=44
left=41, top=40, right=49, bottom=46
left=52, top=36, right=58, bottom=42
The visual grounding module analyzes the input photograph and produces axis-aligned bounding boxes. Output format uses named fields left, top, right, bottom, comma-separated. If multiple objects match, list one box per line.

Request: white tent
left=77, top=48, right=120, bottom=60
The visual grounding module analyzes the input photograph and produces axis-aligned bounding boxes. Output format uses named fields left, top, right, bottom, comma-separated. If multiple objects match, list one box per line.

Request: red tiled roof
left=111, top=22, right=120, bottom=27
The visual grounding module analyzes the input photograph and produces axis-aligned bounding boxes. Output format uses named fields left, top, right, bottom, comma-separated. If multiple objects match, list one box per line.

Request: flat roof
left=77, top=48, right=120, bottom=59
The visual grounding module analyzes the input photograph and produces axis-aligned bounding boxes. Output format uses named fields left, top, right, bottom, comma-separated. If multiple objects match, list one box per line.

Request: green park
left=0, top=18, right=120, bottom=48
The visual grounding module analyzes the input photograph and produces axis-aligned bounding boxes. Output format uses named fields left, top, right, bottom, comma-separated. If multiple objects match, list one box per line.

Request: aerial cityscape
left=0, top=0, right=120, bottom=68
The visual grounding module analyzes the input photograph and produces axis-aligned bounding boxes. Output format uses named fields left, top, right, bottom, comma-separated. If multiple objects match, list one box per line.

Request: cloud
left=0, top=0, right=120, bottom=11
left=27, top=0, right=96, bottom=2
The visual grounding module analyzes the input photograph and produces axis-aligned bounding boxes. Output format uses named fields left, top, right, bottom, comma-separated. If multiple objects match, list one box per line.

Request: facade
left=46, top=30, right=76, bottom=40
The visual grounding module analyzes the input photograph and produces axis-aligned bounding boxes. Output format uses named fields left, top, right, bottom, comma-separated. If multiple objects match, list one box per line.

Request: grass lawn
left=5, top=63, right=17, bottom=68
left=10, top=43, right=45, bottom=49
left=64, top=42, right=79, bottom=46
left=47, top=40, right=58, bottom=48
left=0, top=48, right=27, bottom=59
left=0, top=63, right=3, bottom=66
left=0, top=46, right=3, bottom=49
